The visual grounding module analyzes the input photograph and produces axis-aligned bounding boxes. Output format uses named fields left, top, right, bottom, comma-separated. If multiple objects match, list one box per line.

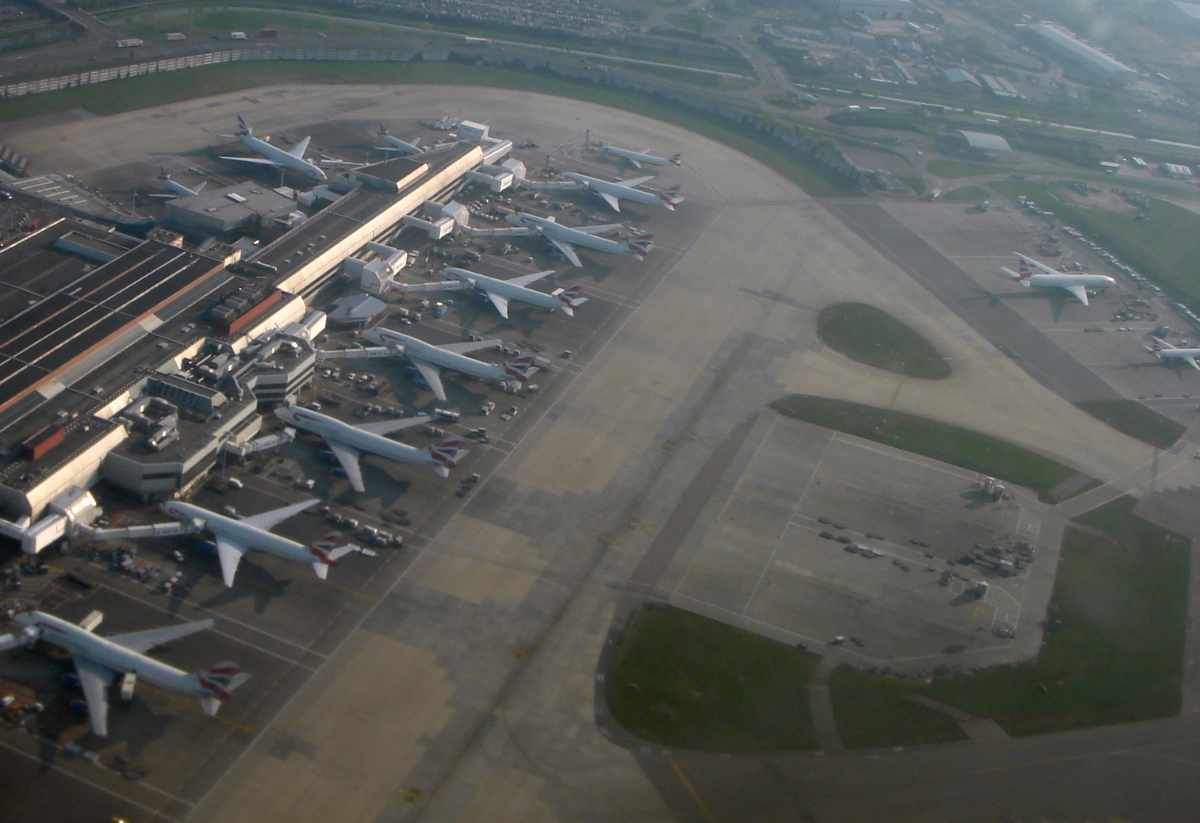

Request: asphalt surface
left=823, top=200, right=1123, bottom=404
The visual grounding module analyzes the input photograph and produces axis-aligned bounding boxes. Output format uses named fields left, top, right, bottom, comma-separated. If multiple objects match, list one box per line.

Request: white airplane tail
left=193, top=662, right=250, bottom=716
left=552, top=285, right=588, bottom=315
left=378, top=123, right=390, bottom=136
left=1000, top=261, right=1033, bottom=286
left=503, top=355, right=538, bottom=382
left=308, top=532, right=352, bottom=578
left=428, top=438, right=468, bottom=477
left=668, top=153, right=683, bottom=166
left=235, top=115, right=252, bottom=137
left=627, top=233, right=654, bottom=259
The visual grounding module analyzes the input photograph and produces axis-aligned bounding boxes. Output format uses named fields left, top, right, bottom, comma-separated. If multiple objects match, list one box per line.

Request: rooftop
left=959, top=131, right=1012, bottom=152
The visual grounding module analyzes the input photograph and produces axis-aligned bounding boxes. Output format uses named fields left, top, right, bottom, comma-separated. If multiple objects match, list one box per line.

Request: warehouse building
left=165, top=180, right=301, bottom=234
left=1020, top=22, right=1138, bottom=85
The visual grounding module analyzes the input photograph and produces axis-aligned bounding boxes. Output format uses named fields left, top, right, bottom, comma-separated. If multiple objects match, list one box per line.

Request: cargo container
left=115, top=38, right=144, bottom=48
left=166, top=32, right=186, bottom=41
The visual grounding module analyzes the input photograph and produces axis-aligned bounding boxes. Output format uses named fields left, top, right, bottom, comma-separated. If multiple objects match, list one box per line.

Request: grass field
left=1075, top=399, right=1186, bottom=450
left=989, top=179, right=1200, bottom=313
left=772, top=396, right=1085, bottom=502
left=895, top=174, right=926, bottom=196
left=828, top=668, right=968, bottom=749
left=926, top=159, right=1003, bottom=179
left=817, top=303, right=951, bottom=379
left=829, top=496, right=1190, bottom=743
left=606, top=604, right=822, bottom=751
left=0, top=60, right=858, bottom=197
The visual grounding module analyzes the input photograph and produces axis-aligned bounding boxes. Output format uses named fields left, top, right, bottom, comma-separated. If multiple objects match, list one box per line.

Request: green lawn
left=606, top=604, right=822, bottom=751
left=828, top=668, right=968, bottom=749
left=941, top=185, right=991, bottom=202
left=1075, top=400, right=1186, bottom=450
left=926, top=159, right=1002, bottom=179
left=830, top=496, right=1190, bottom=741
left=772, top=396, right=1086, bottom=502
left=989, top=180, right=1200, bottom=313
left=895, top=174, right=926, bottom=196
left=0, top=59, right=858, bottom=197
left=817, top=303, right=950, bottom=379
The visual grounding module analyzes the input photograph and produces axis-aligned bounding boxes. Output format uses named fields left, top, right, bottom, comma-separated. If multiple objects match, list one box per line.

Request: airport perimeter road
left=822, top=200, right=1123, bottom=405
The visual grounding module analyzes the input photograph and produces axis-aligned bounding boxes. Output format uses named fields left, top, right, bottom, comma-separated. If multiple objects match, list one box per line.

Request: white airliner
left=275, top=404, right=466, bottom=490
left=162, top=499, right=358, bottom=587
left=0, top=610, right=247, bottom=737
left=560, top=172, right=684, bottom=212
left=1145, top=337, right=1200, bottom=370
left=218, top=115, right=327, bottom=181
left=471, top=212, right=652, bottom=267
left=375, top=124, right=424, bottom=156
left=599, top=145, right=682, bottom=169
left=1000, top=253, right=1116, bottom=305
left=149, top=169, right=206, bottom=199
left=359, top=327, right=538, bottom=401
left=441, top=266, right=587, bottom=318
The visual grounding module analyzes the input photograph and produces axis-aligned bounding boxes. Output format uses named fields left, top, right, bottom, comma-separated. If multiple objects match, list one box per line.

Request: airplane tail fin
left=658, top=190, right=684, bottom=210
left=668, top=154, right=683, bottom=166
left=194, top=662, right=250, bottom=715
left=158, top=167, right=170, bottom=181
left=378, top=123, right=389, bottom=136
left=1000, top=266, right=1032, bottom=286
left=428, top=438, right=468, bottom=475
left=627, top=234, right=654, bottom=259
left=235, top=115, right=251, bottom=137
left=552, top=285, right=587, bottom=315
left=503, top=355, right=538, bottom=382
left=308, top=532, right=348, bottom=576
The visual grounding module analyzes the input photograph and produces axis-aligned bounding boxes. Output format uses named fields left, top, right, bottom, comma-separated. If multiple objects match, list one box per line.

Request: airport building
left=825, top=0, right=913, bottom=20
left=0, top=121, right=515, bottom=553
left=1020, top=22, right=1139, bottom=85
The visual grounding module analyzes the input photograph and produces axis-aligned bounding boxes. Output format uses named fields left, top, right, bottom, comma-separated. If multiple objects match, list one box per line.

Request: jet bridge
left=317, top=346, right=395, bottom=361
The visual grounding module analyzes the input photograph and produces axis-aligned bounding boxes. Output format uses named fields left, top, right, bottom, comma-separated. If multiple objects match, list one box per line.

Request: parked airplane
left=471, top=212, right=652, bottom=267
left=599, top=145, right=682, bottom=169
left=1145, top=337, right=1200, bottom=370
left=275, top=404, right=465, bottom=489
left=999, top=253, right=1115, bottom=305
left=0, top=610, right=247, bottom=736
left=359, top=327, right=538, bottom=401
left=218, top=115, right=327, bottom=181
left=162, top=499, right=358, bottom=587
left=560, top=172, right=684, bottom=212
left=375, top=124, right=424, bottom=156
left=440, top=266, right=587, bottom=318
left=149, top=169, right=206, bottom=199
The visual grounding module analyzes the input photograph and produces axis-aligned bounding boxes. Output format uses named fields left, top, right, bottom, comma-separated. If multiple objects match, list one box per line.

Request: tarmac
left=5, top=85, right=1200, bottom=822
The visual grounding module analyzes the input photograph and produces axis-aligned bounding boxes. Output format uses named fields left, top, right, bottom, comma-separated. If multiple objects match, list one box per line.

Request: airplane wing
left=619, top=175, right=654, bottom=187
left=72, top=655, right=114, bottom=737
left=548, top=237, right=583, bottom=267
left=147, top=193, right=177, bottom=199
left=290, top=136, right=312, bottom=158
left=572, top=223, right=624, bottom=235
left=598, top=192, right=622, bottom=212
left=356, top=415, right=431, bottom=436
left=108, top=619, right=218, bottom=654
left=627, top=158, right=642, bottom=169
left=507, top=269, right=555, bottom=288
left=219, top=155, right=280, bottom=167
left=409, top=358, right=448, bottom=401
left=1063, top=284, right=1090, bottom=305
left=327, top=441, right=366, bottom=493
left=214, top=538, right=248, bottom=588
left=1186, top=356, right=1200, bottom=371
left=240, top=499, right=320, bottom=530
left=1015, top=252, right=1059, bottom=276
left=484, top=291, right=510, bottom=319
left=440, top=339, right=501, bottom=355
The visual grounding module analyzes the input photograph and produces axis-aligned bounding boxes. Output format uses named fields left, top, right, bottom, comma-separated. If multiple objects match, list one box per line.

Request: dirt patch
left=1050, top=182, right=1143, bottom=216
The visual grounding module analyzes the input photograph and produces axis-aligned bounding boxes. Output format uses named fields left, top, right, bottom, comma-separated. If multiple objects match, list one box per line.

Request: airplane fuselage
left=18, top=612, right=196, bottom=695
left=510, top=213, right=632, bottom=255
left=237, top=134, right=326, bottom=181
left=276, top=406, right=440, bottom=471
left=1026, top=273, right=1115, bottom=291
left=362, top=328, right=514, bottom=382
left=562, top=173, right=665, bottom=209
left=600, top=146, right=677, bottom=167
left=443, top=267, right=562, bottom=312
left=164, top=501, right=314, bottom=566
left=381, top=133, right=423, bottom=155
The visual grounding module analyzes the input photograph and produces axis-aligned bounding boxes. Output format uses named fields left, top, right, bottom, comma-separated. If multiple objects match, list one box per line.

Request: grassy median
left=817, top=303, right=951, bottom=379
left=772, top=395, right=1086, bottom=502
left=606, top=604, right=822, bottom=751
left=1075, top=399, right=1185, bottom=450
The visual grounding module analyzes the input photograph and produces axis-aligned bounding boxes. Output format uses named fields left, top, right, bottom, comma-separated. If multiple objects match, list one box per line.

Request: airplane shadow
left=197, top=561, right=293, bottom=615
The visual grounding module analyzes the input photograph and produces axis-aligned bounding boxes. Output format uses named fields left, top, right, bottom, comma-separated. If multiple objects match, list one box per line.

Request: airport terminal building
left=0, top=121, right=514, bottom=553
